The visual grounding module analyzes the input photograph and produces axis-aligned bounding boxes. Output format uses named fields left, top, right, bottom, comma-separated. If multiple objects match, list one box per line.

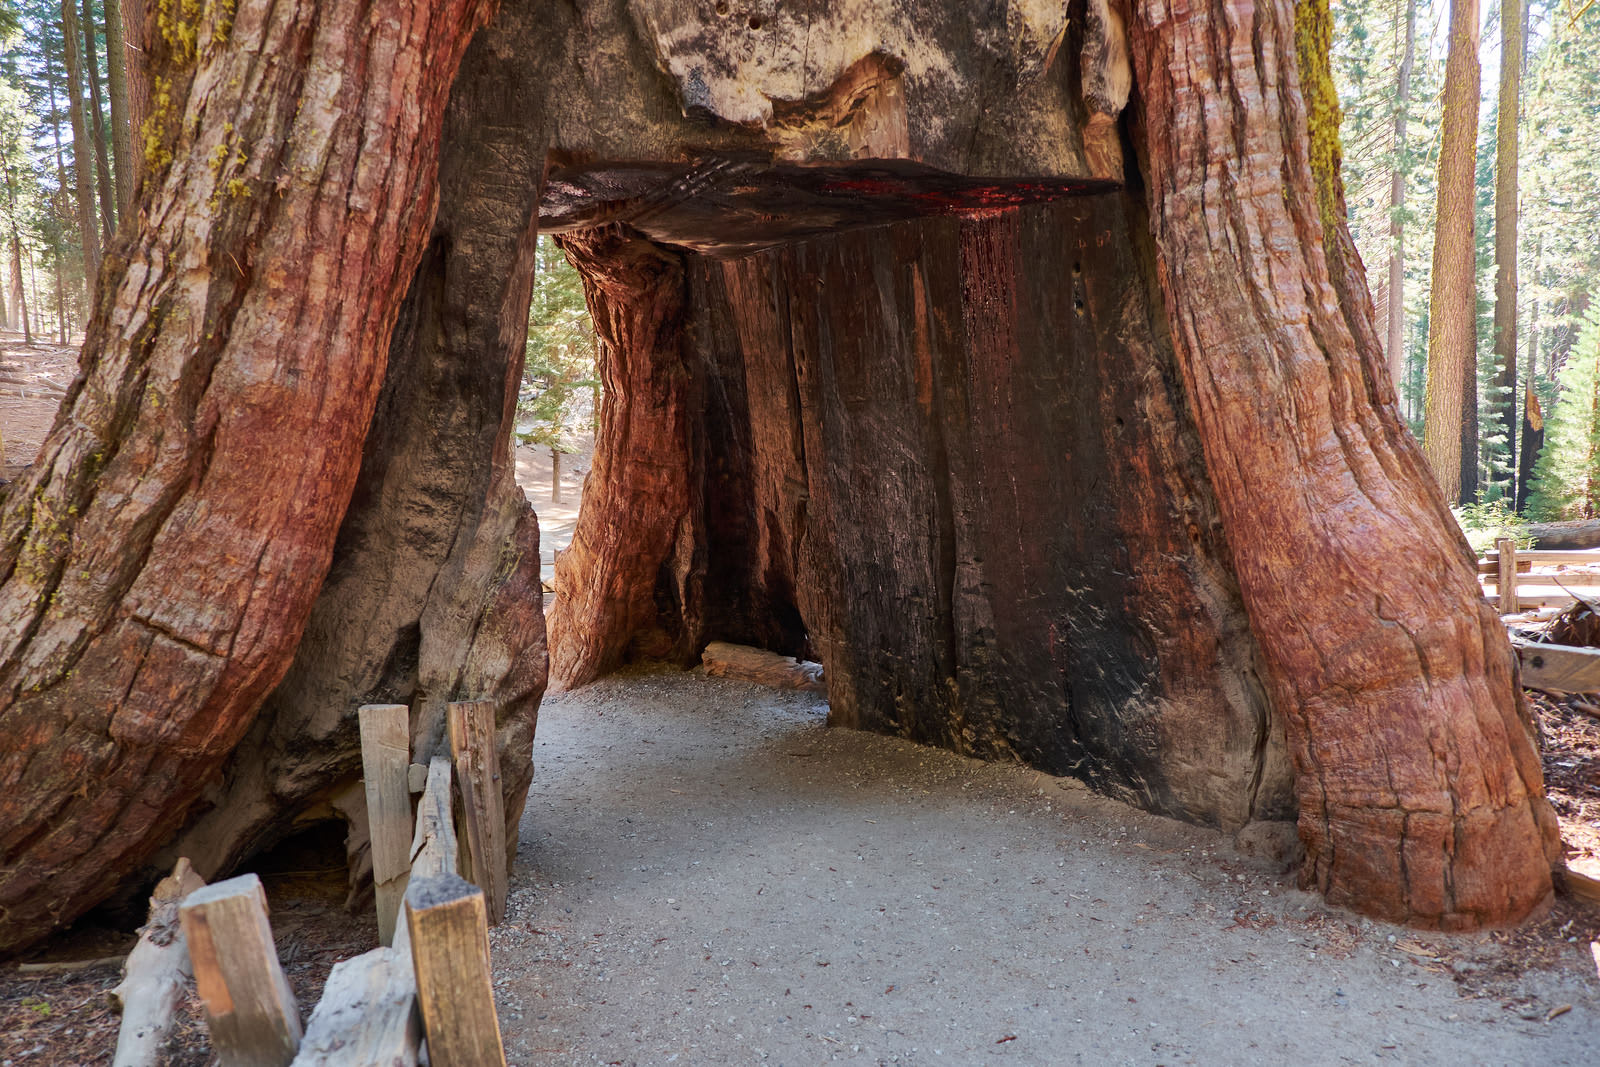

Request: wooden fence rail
left=1478, top=540, right=1600, bottom=614
left=118, top=699, right=511, bottom=1067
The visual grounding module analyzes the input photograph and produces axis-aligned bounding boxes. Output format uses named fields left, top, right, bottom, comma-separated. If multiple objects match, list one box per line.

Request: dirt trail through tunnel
left=494, top=667, right=1597, bottom=1065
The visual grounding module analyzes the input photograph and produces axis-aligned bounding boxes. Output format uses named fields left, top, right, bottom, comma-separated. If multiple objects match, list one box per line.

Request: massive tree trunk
left=0, top=0, right=491, bottom=954
left=1129, top=0, right=1555, bottom=925
left=0, top=0, right=1563, bottom=949
left=156, top=0, right=552, bottom=892
left=1423, top=0, right=1483, bottom=504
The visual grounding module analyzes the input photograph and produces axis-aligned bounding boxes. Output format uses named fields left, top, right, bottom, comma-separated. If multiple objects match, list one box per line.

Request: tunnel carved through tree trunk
left=549, top=227, right=705, bottom=686
left=1128, top=0, right=1557, bottom=927
left=554, top=200, right=1297, bottom=832
left=0, top=0, right=490, bottom=953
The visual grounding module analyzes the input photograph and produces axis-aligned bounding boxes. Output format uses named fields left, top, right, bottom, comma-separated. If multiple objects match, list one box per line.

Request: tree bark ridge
left=1127, top=0, right=1556, bottom=927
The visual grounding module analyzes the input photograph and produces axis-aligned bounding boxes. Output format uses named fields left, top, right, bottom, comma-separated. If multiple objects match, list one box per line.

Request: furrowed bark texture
left=1127, top=0, right=1557, bottom=926
left=155, top=0, right=552, bottom=897
left=549, top=227, right=702, bottom=684
left=0, top=0, right=489, bottom=953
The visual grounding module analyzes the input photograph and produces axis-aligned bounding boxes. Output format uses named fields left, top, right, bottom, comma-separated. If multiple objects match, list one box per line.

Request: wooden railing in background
left=1478, top=538, right=1600, bottom=614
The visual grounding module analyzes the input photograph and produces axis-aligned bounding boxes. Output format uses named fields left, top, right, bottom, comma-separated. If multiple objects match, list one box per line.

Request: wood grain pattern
left=290, top=945, right=420, bottom=1067
left=448, top=701, right=507, bottom=926
left=404, top=873, right=505, bottom=1067
left=410, top=755, right=459, bottom=880
left=178, top=874, right=301, bottom=1066
left=359, top=704, right=413, bottom=947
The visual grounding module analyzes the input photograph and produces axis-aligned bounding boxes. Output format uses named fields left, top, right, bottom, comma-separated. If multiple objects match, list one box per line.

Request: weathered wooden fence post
left=359, top=703, right=414, bottom=946
left=447, top=700, right=507, bottom=925
left=1497, top=537, right=1520, bottom=615
left=405, top=873, right=506, bottom=1066
left=178, top=873, right=302, bottom=1066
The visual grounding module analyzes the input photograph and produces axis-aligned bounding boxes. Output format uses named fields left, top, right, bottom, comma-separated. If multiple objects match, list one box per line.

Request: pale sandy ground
left=518, top=440, right=590, bottom=586
left=493, top=667, right=1599, bottom=1067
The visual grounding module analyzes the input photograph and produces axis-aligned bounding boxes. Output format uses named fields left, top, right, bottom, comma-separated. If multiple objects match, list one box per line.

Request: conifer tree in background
left=1492, top=0, right=1527, bottom=500
left=1526, top=310, right=1600, bottom=519
left=1423, top=0, right=1483, bottom=503
left=102, top=0, right=129, bottom=215
left=1387, top=0, right=1418, bottom=394
left=0, top=80, right=32, bottom=344
left=521, top=235, right=598, bottom=504
left=57, top=0, right=98, bottom=284
left=79, top=0, right=114, bottom=237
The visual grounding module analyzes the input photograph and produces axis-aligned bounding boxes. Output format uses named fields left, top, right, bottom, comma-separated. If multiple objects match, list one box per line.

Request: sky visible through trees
left=0, top=1, right=1596, bottom=513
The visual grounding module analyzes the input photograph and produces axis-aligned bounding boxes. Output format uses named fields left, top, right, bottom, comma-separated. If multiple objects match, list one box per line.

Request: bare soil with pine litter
left=497, top=666, right=1598, bottom=1066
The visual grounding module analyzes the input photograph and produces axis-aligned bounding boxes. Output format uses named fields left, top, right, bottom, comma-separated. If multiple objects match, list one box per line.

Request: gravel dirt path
left=494, top=666, right=1599, bottom=1066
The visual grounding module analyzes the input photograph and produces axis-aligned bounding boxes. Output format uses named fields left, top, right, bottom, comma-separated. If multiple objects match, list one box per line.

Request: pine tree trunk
left=1386, top=0, right=1416, bottom=399
left=2, top=154, right=30, bottom=346
left=6, top=239, right=26, bottom=345
left=44, top=47, right=74, bottom=342
left=80, top=0, right=117, bottom=238
left=103, top=0, right=132, bottom=218
left=0, top=0, right=491, bottom=955
left=1128, top=0, right=1556, bottom=926
left=116, top=0, right=148, bottom=197
left=58, top=0, right=101, bottom=287
left=1495, top=0, right=1527, bottom=502
left=1423, top=0, right=1482, bottom=504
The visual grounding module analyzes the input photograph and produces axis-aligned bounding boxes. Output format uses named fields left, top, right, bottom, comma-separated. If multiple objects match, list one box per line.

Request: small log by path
left=289, top=945, right=421, bottom=1067
left=701, top=641, right=826, bottom=693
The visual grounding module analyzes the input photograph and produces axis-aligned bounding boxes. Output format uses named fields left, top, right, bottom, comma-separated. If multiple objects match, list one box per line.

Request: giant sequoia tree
left=0, top=0, right=1559, bottom=953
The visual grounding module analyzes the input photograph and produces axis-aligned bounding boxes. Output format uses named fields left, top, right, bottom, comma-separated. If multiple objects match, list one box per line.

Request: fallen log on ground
left=1528, top=519, right=1600, bottom=550
left=701, top=641, right=826, bottom=693
left=110, top=858, right=206, bottom=1067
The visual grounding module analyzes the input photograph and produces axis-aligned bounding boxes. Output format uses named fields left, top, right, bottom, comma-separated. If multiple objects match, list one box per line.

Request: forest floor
left=0, top=334, right=74, bottom=483
left=7, top=668, right=1596, bottom=1066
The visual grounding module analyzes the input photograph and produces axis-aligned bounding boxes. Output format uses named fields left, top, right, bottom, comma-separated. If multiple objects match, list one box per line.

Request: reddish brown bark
left=0, top=0, right=490, bottom=953
left=159, top=3, right=554, bottom=886
left=550, top=227, right=703, bottom=686
left=1127, top=0, right=1557, bottom=926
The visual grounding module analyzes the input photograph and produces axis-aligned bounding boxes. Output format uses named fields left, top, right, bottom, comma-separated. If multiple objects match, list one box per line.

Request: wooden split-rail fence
left=115, top=700, right=511, bottom=1067
left=1478, top=538, right=1600, bottom=614
left=1479, top=540, right=1600, bottom=719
